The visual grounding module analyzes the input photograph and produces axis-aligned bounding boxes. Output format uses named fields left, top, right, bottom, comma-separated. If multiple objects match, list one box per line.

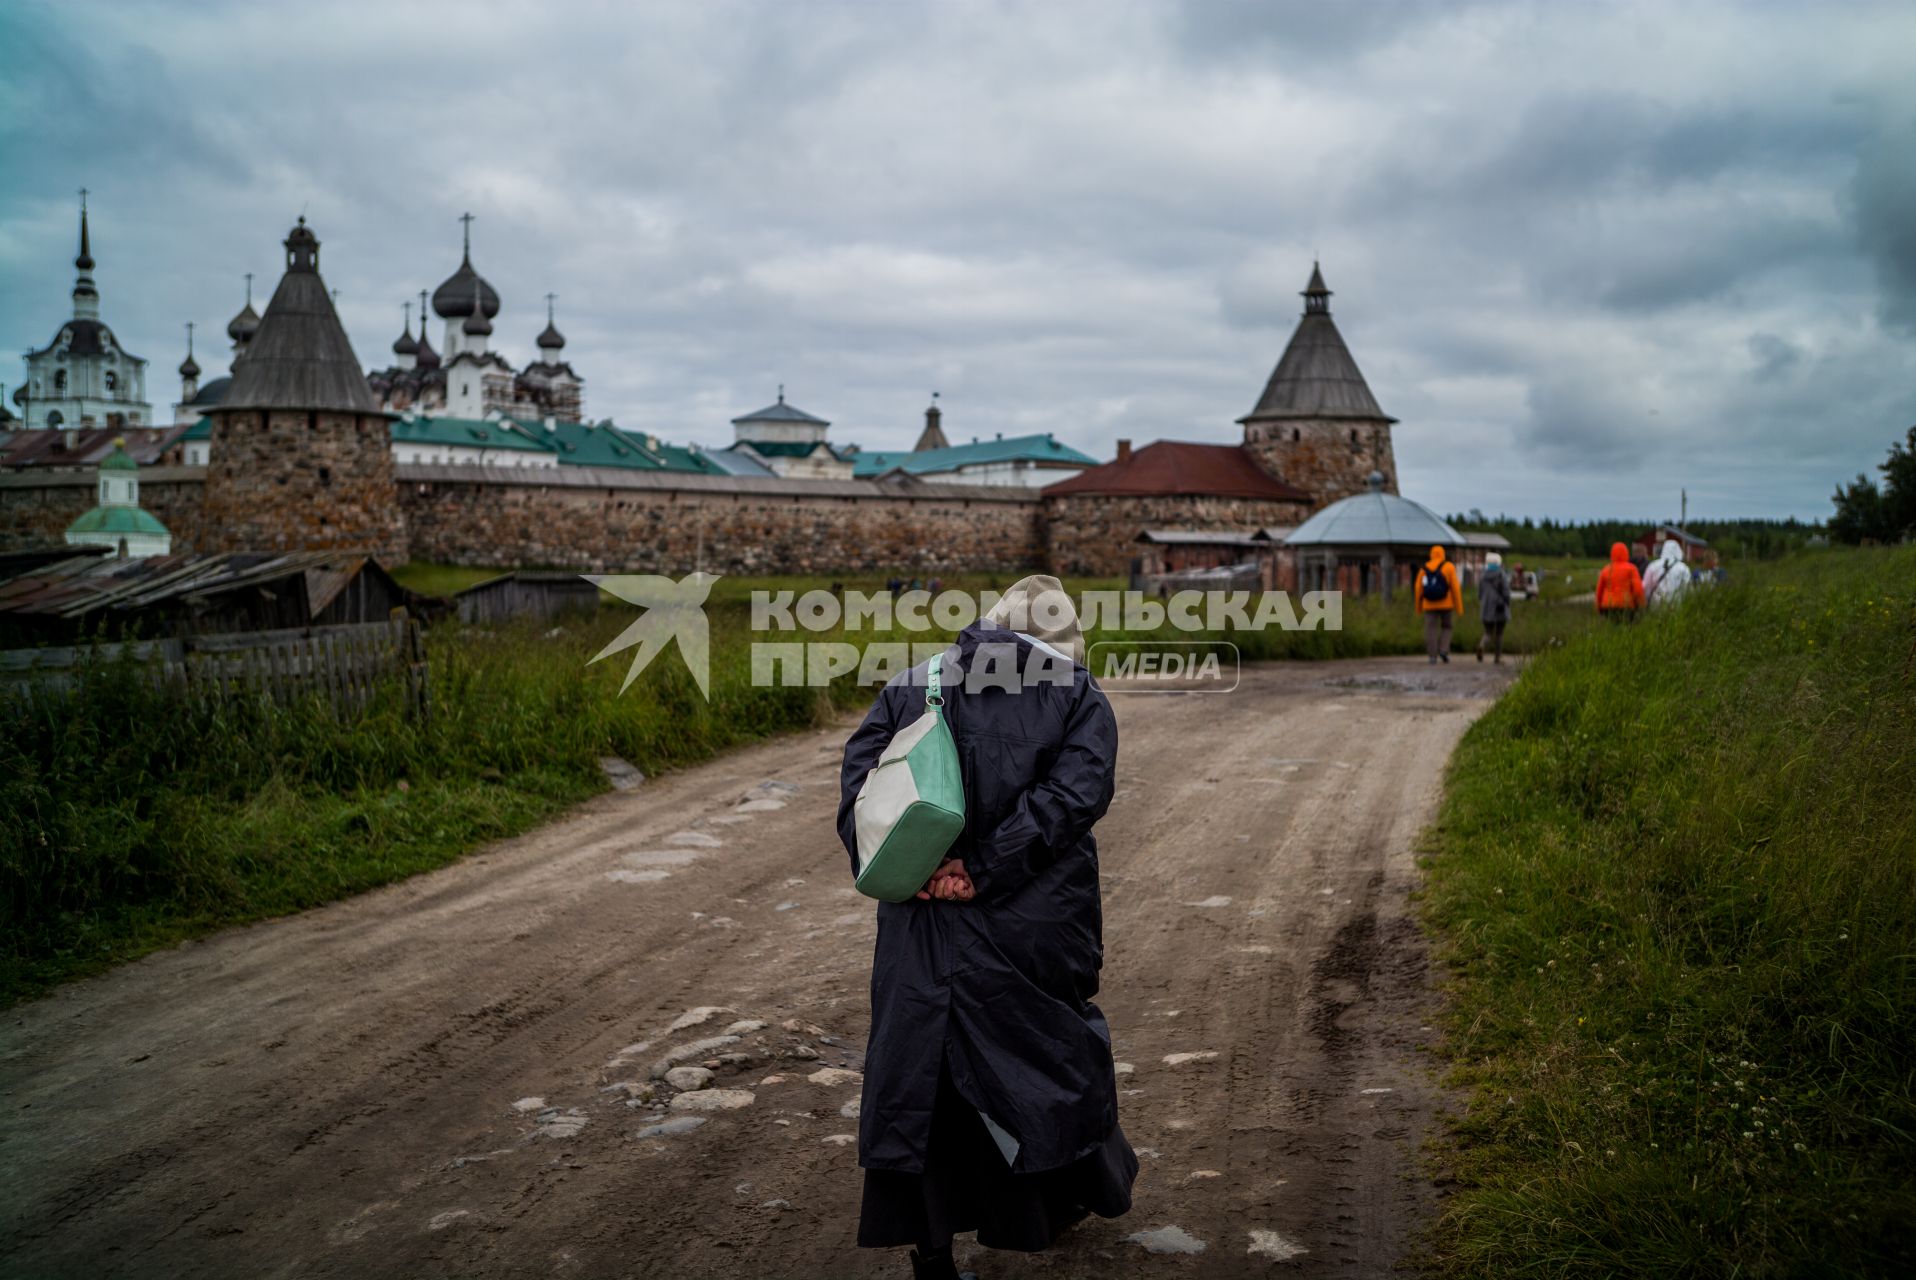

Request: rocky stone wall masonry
left=1042, top=493, right=1313, bottom=577
left=396, top=477, right=1045, bottom=575
left=1243, top=418, right=1399, bottom=506
left=200, top=411, right=409, bottom=565
left=5, top=471, right=1322, bottom=582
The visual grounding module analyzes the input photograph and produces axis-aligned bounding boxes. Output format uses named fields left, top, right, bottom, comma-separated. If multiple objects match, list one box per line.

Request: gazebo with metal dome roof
left=1282, top=471, right=1462, bottom=600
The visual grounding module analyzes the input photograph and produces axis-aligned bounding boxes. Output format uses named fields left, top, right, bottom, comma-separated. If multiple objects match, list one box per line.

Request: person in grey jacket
left=1476, top=552, right=1512, bottom=663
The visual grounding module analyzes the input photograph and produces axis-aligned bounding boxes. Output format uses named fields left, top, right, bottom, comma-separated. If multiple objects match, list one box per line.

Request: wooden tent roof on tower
left=220, top=218, right=384, bottom=415
left=1238, top=264, right=1395, bottom=425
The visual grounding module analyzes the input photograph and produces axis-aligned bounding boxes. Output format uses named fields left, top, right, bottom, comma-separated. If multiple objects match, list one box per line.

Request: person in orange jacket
left=1594, top=541, right=1645, bottom=621
left=1415, top=544, right=1463, bottom=663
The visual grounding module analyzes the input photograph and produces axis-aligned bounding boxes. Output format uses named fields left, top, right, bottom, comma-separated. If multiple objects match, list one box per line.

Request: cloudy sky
left=4, top=0, right=1913, bottom=520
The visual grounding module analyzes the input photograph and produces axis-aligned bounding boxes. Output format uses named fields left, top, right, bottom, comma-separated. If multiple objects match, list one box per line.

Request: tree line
left=1829, top=426, right=1916, bottom=546
left=1445, top=514, right=1822, bottom=561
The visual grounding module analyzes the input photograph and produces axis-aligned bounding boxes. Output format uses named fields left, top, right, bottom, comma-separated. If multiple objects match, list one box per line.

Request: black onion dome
left=227, top=301, right=260, bottom=343
left=463, top=308, right=492, bottom=336
left=179, top=352, right=201, bottom=378
left=432, top=256, right=500, bottom=320
left=414, top=328, right=440, bottom=369
left=536, top=318, right=564, bottom=350
left=393, top=326, right=418, bottom=356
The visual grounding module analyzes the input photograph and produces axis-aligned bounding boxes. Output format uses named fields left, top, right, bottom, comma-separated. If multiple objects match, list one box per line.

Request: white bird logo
left=584, top=572, right=720, bottom=697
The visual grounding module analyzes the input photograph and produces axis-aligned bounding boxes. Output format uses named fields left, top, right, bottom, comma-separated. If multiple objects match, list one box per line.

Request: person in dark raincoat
left=837, top=575, right=1136, bottom=1279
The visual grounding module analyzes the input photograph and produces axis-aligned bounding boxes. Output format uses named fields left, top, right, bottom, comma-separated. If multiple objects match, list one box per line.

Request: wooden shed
left=453, top=571, right=601, bottom=625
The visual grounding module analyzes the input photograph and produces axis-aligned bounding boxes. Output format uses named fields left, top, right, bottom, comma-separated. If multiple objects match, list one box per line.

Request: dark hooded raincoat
left=837, top=621, right=1123, bottom=1178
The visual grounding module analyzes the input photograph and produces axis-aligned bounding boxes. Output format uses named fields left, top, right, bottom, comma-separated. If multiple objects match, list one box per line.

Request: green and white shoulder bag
left=852, top=651, right=966, bottom=902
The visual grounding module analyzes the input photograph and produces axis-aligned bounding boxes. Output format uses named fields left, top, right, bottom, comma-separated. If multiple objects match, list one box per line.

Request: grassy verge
left=1420, top=547, right=1916, bottom=1277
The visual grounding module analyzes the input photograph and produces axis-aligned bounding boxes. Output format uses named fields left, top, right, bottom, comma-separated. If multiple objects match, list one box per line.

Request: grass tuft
left=1421, top=547, right=1916, bottom=1278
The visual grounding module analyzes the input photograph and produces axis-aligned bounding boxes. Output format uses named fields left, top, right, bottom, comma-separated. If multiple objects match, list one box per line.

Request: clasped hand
left=915, top=857, right=974, bottom=902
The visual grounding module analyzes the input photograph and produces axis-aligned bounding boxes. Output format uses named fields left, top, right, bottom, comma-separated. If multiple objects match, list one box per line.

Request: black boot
left=909, top=1246, right=976, bottom=1280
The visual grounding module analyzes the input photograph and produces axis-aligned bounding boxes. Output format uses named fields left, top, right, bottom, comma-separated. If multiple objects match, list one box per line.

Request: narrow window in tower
left=318, top=467, right=332, bottom=487
left=54, top=370, right=67, bottom=393
left=105, top=371, right=117, bottom=392
left=1292, top=428, right=1300, bottom=442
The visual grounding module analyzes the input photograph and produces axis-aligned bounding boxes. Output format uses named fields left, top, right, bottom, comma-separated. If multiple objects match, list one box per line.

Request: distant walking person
left=1595, top=542, right=1645, bottom=622
left=1417, top=545, right=1462, bottom=663
left=1476, top=552, right=1512, bottom=663
left=1642, top=538, right=1692, bottom=607
left=838, top=576, right=1136, bottom=1279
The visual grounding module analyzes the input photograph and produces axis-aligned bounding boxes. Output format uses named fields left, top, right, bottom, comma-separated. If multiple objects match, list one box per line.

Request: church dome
left=433, top=257, right=500, bottom=320
left=1283, top=472, right=1458, bottom=548
left=393, top=326, right=418, bottom=356
left=179, top=351, right=201, bottom=378
left=537, top=318, right=564, bottom=351
left=463, top=307, right=492, bottom=336
left=227, top=301, right=260, bottom=344
left=189, top=375, right=231, bottom=407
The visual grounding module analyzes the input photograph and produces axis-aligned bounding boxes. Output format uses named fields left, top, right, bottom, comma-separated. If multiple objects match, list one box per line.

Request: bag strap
left=926, top=651, right=944, bottom=711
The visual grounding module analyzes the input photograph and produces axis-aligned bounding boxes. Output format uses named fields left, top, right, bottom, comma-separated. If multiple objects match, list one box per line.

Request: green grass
left=389, top=561, right=510, bottom=597
left=1420, top=547, right=1916, bottom=1278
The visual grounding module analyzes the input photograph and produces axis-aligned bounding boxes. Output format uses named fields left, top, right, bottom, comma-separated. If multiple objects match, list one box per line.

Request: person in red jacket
left=1415, top=544, right=1463, bottom=663
left=1594, top=542, right=1645, bottom=621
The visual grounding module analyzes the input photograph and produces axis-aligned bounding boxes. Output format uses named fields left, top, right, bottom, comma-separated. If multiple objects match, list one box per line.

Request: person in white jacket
left=1642, top=538, right=1692, bottom=607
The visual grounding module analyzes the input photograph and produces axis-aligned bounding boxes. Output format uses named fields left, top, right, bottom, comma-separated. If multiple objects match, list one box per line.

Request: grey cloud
left=4, top=0, right=1914, bottom=520
left=1168, top=0, right=1470, bottom=66
left=1850, top=112, right=1916, bottom=332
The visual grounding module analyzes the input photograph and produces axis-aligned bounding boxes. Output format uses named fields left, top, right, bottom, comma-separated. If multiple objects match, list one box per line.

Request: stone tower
left=1239, top=264, right=1398, bottom=507
left=200, top=218, right=406, bottom=563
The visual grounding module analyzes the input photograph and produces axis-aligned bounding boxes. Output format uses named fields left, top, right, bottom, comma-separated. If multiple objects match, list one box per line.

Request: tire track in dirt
left=0, top=658, right=1512, bottom=1278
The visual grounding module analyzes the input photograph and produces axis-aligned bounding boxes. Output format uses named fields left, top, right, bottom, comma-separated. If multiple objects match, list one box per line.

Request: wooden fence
left=0, top=611, right=429, bottom=719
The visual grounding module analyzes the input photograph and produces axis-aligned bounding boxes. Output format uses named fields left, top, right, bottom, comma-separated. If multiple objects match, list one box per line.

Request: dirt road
left=0, top=657, right=1514, bottom=1278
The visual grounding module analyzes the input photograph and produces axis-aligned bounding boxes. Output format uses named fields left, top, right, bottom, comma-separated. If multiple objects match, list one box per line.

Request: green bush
left=1422, top=547, right=1916, bottom=1277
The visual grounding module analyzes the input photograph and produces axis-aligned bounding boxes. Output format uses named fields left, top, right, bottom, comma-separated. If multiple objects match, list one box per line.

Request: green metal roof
left=392, top=416, right=557, bottom=454
left=851, top=433, right=1095, bottom=478
left=181, top=417, right=213, bottom=440
left=66, top=504, right=171, bottom=537
left=528, top=419, right=662, bottom=469
left=642, top=439, right=726, bottom=474
left=99, top=441, right=138, bottom=471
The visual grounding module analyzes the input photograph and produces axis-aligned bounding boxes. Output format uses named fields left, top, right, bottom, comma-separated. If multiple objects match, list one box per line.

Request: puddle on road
left=622, top=850, right=702, bottom=868
left=1248, top=1229, right=1309, bottom=1261
left=606, top=869, right=671, bottom=884
left=1128, top=1225, right=1206, bottom=1255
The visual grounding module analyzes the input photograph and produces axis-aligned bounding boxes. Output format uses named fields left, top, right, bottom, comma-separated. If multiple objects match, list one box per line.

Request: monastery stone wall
left=395, top=469, right=1044, bottom=575
left=1043, top=492, right=1312, bottom=577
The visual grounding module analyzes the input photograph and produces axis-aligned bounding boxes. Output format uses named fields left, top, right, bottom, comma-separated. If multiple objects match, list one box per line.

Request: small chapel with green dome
left=64, top=439, right=172, bottom=559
